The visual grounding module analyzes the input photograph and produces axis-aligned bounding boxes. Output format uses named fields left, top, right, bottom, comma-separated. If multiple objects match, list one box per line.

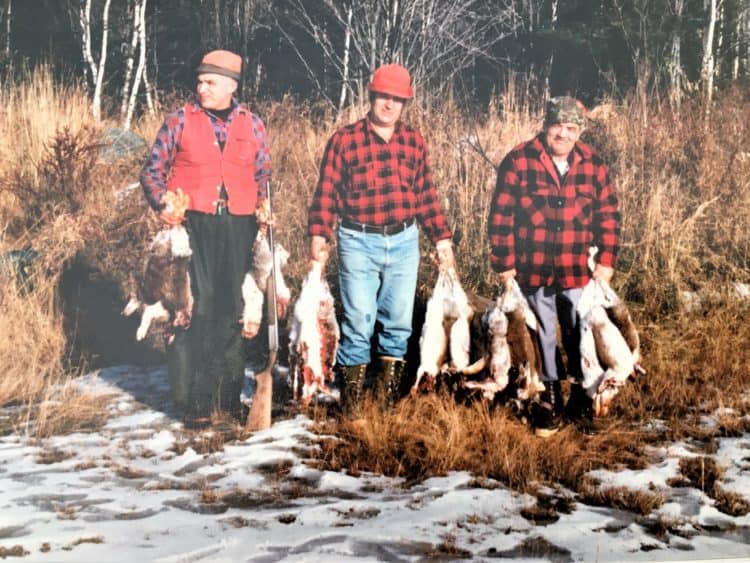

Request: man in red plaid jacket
left=489, top=96, right=621, bottom=436
left=308, top=64, right=454, bottom=414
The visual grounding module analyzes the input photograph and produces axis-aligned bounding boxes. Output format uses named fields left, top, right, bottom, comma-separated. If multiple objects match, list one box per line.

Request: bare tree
left=91, top=0, right=112, bottom=122
left=337, top=1, right=353, bottom=113
left=276, top=0, right=522, bottom=113
left=69, top=0, right=113, bottom=121
left=701, top=0, right=720, bottom=119
left=120, top=0, right=140, bottom=119
left=2, top=0, right=11, bottom=62
left=76, top=0, right=98, bottom=87
left=667, top=0, right=686, bottom=109
left=193, top=0, right=270, bottom=97
left=720, top=0, right=750, bottom=81
left=122, top=0, right=148, bottom=130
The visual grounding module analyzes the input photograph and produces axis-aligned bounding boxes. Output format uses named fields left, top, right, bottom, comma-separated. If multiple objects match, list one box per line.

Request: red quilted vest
left=167, top=104, right=258, bottom=215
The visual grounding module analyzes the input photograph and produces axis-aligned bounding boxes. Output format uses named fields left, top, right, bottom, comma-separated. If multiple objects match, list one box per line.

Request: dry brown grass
left=314, top=392, right=647, bottom=492
left=0, top=70, right=747, bottom=508
left=0, top=545, right=29, bottom=558
left=665, top=455, right=750, bottom=516
left=0, top=67, right=155, bottom=435
left=586, top=91, right=750, bottom=317
left=712, top=486, right=750, bottom=517
left=614, top=299, right=750, bottom=430
left=25, top=388, right=116, bottom=439
left=0, top=282, right=67, bottom=406
left=578, top=481, right=665, bottom=515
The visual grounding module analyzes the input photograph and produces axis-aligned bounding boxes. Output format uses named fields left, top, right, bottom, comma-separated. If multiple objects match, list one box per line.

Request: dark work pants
left=523, top=286, right=584, bottom=383
left=168, top=211, right=258, bottom=419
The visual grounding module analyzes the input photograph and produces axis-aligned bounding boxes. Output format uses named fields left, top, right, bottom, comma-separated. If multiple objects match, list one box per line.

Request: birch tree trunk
left=91, top=0, right=112, bottom=122
left=544, top=0, right=558, bottom=103
left=3, top=0, right=11, bottom=60
left=701, top=0, right=719, bottom=119
left=667, top=0, right=685, bottom=110
left=715, top=0, right=725, bottom=79
left=239, top=0, right=251, bottom=96
left=732, top=9, right=740, bottom=79
left=123, top=0, right=148, bottom=129
left=79, top=0, right=98, bottom=87
left=141, top=2, right=154, bottom=114
left=337, top=2, right=353, bottom=118
left=120, top=0, right=140, bottom=120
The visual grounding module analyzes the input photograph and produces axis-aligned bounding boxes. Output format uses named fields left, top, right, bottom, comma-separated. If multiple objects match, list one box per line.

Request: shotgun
left=246, top=179, right=278, bottom=431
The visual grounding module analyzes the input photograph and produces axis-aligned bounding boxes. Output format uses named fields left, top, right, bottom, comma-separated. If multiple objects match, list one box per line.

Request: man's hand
left=498, top=269, right=517, bottom=289
left=256, top=199, right=274, bottom=237
left=310, top=235, right=329, bottom=266
left=435, top=239, right=455, bottom=271
left=160, top=188, right=189, bottom=225
left=276, top=293, right=290, bottom=319
left=256, top=198, right=273, bottom=226
left=160, top=210, right=184, bottom=226
left=592, top=263, right=614, bottom=284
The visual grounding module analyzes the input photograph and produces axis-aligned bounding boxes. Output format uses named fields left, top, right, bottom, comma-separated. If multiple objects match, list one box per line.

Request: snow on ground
left=1, top=365, right=749, bottom=562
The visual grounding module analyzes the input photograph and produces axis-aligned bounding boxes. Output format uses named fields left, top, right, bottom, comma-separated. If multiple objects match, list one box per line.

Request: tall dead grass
left=315, top=393, right=647, bottom=493
left=0, top=68, right=749, bottom=457
left=586, top=91, right=750, bottom=316
left=0, top=66, right=147, bottom=428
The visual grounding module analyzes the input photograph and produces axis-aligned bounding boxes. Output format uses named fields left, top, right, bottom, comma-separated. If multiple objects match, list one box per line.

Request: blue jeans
left=524, top=286, right=583, bottom=383
left=336, top=223, right=419, bottom=366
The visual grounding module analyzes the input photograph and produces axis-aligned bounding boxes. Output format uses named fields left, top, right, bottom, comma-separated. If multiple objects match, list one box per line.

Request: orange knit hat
left=367, top=64, right=414, bottom=99
left=196, top=50, right=242, bottom=81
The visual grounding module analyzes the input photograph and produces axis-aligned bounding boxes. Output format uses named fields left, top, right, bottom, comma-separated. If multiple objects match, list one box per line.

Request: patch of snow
left=0, top=365, right=748, bottom=561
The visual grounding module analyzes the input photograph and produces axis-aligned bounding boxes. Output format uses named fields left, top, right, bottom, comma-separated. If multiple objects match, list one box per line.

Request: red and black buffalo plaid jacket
left=489, top=134, right=620, bottom=288
left=308, top=117, right=451, bottom=244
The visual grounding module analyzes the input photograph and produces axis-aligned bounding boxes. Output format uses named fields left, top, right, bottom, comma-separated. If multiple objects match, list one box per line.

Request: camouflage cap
left=545, top=96, right=586, bottom=126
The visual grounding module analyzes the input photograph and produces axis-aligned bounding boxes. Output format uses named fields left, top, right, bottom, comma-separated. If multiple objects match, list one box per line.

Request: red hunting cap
left=196, top=50, right=242, bottom=81
left=368, top=64, right=414, bottom=100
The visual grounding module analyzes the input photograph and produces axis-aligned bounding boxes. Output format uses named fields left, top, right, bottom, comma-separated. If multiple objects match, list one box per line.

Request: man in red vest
left=140, top=49, right=276, bottom=424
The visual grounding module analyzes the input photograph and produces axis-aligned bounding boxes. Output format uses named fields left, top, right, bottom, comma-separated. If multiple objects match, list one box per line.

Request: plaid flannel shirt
left=140, top=100, right=271, bottom=211
left=489, top=134, right=620, bottom=288
left=308, top=117, right=451, bottom=244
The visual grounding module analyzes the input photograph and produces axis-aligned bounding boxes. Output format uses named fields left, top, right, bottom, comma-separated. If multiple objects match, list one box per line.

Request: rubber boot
left=564, top=382, right=596, bottom=434
left=532, top=380, right=563, bottom=438
left=376, top=357, right=407, bottom=410
left=339, top=364, right=368, bottom=417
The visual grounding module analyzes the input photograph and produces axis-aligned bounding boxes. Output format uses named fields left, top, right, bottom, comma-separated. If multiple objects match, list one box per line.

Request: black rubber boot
left=532, top=380, right=563, bottom=438
left=376, top=357, right=407, bottom=410
left=339, top=364, right=368, bottom=417
left=564, top=383, right=596, bottom=434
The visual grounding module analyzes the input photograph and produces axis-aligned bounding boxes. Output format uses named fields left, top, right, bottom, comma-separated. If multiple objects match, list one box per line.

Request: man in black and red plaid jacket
left=489, top=96, right=621, bottom=436
left=307, top=64, right=454, bottom=414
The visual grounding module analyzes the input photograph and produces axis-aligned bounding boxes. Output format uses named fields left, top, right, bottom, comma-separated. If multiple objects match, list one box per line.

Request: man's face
left=369, top=93, right=405, bottom=128
left=197, top=73, right=237, bottom=110
left=544, top=122, right=583, bottom=159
